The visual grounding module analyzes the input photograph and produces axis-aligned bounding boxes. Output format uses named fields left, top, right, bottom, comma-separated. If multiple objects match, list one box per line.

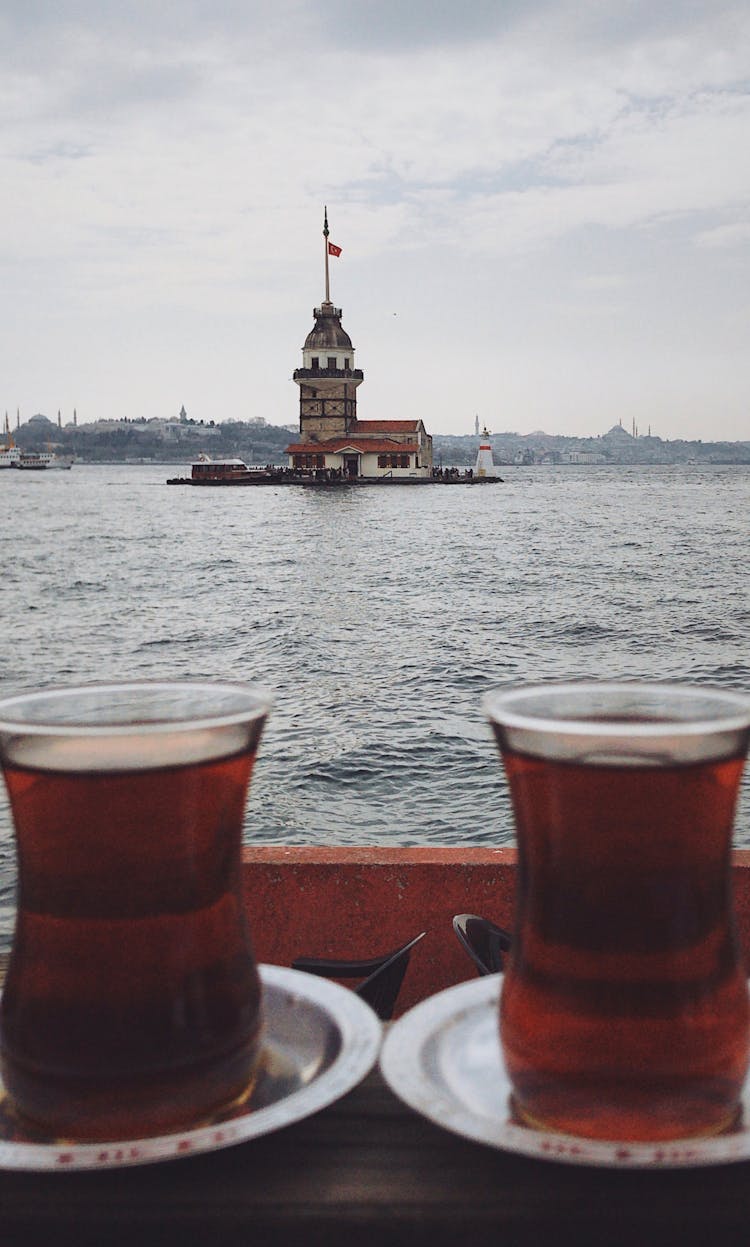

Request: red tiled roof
left=285, top=440, right=420, bottom=455
left=350, top=420, right=421, bottom=433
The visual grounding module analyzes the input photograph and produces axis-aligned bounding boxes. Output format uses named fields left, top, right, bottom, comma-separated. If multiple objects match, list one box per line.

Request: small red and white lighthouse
left=475, top=427, right=495, bottom=477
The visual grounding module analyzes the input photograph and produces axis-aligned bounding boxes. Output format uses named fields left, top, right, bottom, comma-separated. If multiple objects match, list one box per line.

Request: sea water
left=1, top=461, right=748, bottom=943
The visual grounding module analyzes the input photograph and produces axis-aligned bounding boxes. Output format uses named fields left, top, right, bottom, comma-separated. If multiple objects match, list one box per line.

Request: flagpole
left=323, top=205, right=330, bottom=303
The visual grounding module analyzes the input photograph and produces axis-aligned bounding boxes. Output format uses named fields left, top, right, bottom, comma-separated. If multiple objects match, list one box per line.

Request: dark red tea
left=498, top=746, right=749, bottom=1141
left=0, top=743, right=262, bottom=1141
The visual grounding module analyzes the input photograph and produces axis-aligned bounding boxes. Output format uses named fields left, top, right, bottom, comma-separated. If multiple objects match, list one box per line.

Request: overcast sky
left=2, top=0, right=749, bottom=440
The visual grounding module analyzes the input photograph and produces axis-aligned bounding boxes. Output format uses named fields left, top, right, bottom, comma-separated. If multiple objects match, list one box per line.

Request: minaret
left=292, top=208, right=363, bottom=442
left=475, top=427, right=495, bottom=478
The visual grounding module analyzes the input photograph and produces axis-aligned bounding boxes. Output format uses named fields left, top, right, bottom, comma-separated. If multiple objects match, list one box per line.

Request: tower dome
left=303, top=305, right=353, bottom=352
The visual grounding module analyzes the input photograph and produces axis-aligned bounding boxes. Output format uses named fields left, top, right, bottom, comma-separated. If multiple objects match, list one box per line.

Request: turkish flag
left=328, top=242, right=342, bottom=257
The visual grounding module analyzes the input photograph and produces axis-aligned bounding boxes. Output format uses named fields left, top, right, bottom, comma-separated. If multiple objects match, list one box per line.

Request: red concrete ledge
left=242, top=846, right=517, bottom=1013
left=243, top=847, right=750, bottom=1016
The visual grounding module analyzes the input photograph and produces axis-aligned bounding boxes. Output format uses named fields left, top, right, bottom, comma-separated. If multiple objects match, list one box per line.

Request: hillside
left=8, top=413, right=750, bottom=466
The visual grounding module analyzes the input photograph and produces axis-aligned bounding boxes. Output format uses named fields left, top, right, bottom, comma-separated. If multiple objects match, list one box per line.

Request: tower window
left=327, top=356, right=336, bottom=370
left=311, top=357, right=319, bottom=370
left=344, top=358, right=350, bottom=369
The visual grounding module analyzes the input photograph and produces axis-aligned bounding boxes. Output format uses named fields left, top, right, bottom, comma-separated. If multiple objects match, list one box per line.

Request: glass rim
left=0, top=680, right=273, bottom=738
left=483, top=680, right=750, bottom=739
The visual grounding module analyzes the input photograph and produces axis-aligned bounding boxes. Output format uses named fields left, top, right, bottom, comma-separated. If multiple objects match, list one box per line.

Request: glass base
left=510, top=1093, right=742, bottom=1144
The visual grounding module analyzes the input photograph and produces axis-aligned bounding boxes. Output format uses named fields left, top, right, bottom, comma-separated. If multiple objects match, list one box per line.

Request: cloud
left=696, top=220, right=750, bottom=248
left=314, top=0, right=748, bottom=59
left=315, top=0, right=548, bottom=50
left=1, top=0, right=749, bottom=437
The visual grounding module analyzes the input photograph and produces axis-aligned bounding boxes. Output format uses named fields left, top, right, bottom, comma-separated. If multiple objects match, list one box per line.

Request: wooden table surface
left=1, top=1067, right=750, bottom=1247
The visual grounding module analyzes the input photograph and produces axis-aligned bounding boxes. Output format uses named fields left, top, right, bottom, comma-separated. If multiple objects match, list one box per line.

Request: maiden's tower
left=285, top=210, right=433, bottom=480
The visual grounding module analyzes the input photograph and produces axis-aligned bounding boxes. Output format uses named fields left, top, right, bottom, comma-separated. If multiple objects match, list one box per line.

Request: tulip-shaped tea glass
left=0, top=680, right=271, bottom=1141
left=484, top=681, right=750, bottom=1142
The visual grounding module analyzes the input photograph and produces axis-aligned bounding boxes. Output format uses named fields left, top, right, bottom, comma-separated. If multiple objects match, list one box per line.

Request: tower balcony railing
left=293, top=368, right=364, bottom=381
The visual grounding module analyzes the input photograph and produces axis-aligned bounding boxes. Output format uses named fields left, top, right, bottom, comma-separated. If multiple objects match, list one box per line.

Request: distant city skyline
left=2, top=1, right=749, bottom=441
left=5, top=407, right=750, bottom=445
left=10, top=408, right=749, bottom=454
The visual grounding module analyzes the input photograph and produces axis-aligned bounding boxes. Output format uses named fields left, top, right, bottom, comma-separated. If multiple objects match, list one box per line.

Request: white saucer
left=380, top=974, right=750, bottom=1169
left=0, top=964, right=382, bottom=1171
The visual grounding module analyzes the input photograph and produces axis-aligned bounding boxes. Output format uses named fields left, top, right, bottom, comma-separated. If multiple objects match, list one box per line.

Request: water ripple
left=1, top=462, right=749, bottom=891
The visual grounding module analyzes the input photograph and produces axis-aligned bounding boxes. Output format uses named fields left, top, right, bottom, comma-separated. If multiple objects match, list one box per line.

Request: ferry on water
left=0, top=418, right=22, bottom=468
left=0, top=435, right=74, bottom=471
left=16, top=450, right=74, bottom=470
left=167, top=456, right=287, bottom=485
left=0, top=445, right=22, bottom=468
